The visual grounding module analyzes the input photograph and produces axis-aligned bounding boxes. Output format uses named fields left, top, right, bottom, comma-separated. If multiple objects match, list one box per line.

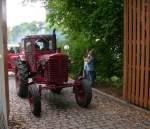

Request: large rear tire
left=15, top=60, right=29, bottom=98
left=75, top=79, right=92, bottom=107
left=28, top=84, right=41, bottom=117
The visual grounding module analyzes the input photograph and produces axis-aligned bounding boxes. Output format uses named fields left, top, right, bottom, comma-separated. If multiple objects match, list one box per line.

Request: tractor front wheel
left=28, top=84, right=41, bottom=117
left=75, top=79, right=92, bottom=107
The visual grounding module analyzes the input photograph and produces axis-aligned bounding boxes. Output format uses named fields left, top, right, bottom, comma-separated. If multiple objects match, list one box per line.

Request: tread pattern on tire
left=28, top=84, right=41, bottom=116
left=75, top=79, right=92, bottom=107
left=16, top=59, right=29, bottom=98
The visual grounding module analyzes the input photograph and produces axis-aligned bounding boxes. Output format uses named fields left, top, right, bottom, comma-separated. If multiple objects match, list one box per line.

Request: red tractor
left=15, top=30, right=92, bottom=116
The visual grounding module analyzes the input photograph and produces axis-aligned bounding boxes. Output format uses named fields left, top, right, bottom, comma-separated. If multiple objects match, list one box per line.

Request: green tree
left=8, top=21, right=45, bottom=43
left=21, top=0, right=124, bottom=85
left=45, top=0, right=124, bottom=81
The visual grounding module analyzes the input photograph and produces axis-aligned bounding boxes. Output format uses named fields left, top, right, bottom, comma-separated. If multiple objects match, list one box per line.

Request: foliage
left=8, top=21, right=65, bottom=44
left=23, top=0, right=124, bottom=87
left=8, top=21, right=45, bottom=43
left=44, top=0, right=124, bottom=82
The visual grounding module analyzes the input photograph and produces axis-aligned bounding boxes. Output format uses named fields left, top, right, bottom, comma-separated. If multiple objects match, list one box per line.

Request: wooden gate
left=123, top=0, right=150, bottom=109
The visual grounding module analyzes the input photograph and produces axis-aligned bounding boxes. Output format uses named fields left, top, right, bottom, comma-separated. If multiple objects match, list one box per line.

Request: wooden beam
left=123, top=0, right=129, bottom=100
left=2, top=0, right=9, bottom=118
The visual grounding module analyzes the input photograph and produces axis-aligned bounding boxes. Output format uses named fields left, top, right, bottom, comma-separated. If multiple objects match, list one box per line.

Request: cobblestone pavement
left=8, top=76, right=150, bottom=129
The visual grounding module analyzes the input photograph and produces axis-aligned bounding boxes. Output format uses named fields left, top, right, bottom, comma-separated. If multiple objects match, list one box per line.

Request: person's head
left=86, top=48, right=89, bottom=53
left=88, top=49, right=94, bottom=56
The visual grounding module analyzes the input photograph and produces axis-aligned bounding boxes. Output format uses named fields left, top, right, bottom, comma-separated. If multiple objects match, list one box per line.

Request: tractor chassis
left=38, top=82, right=80, bottom=92
left=28, top=77, right=92, bottom=117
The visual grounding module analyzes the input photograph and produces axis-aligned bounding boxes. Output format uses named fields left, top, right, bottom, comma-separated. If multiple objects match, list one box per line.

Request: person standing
left=83, top=49, right=89, bottom=78
left=86, top=49, right=96, bottom=86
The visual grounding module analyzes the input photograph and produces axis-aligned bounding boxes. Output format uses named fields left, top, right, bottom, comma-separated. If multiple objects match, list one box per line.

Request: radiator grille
left=46, top=54, right=68, bottom=84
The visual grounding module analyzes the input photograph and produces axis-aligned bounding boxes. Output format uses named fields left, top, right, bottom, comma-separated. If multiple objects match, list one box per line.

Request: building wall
left=0, top=0, right=8, bottom=128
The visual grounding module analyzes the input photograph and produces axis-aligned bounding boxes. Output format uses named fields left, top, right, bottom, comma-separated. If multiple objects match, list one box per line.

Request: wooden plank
left=123, top=0, right=129, bottom=100
left=135, top=0, right=141, bottom=105
left=149, top=75, right=150, bottom=109
left=128, top=0, right=133, bottom=102
left=139, top=0, right=146, bottom=107
left=148, top=0, right=150, bottom=109
left=144, top=0, right=150, bottom=108
left=131, top=0, right=137, bottom=103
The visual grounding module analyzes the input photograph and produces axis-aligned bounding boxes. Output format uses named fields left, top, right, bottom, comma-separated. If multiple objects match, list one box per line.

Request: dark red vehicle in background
left=7, top=44, right=19, bottom=72
left=15, top=30, right=92, bottom=116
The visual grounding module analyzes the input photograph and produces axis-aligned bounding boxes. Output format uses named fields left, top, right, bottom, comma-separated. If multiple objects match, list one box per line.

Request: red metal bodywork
left=7, top=44, right=20, bottom=71
left=17, top=34, right=74, bottom=90
left=7, top=52, right=18, bottom=71
left=15, top=31, right=92, bottom=114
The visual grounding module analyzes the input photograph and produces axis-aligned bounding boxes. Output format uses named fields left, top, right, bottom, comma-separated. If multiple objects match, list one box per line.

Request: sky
left=7, top=0, right=46, bottom=28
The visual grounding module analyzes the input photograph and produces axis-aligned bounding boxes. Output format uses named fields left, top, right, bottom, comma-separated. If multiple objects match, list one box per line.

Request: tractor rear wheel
left=75, top=79, right=92, bottom=107
left=28, top=84, right=41, bottom=117
left=15, top=60, right=29, bottom=98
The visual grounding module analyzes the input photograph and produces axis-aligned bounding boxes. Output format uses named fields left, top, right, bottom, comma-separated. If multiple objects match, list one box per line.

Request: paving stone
left=8, top=76, right=150, bottom=129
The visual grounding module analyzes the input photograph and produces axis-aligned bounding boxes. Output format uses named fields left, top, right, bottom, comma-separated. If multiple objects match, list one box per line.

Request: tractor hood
left=38, top=53, right=66, bottom=65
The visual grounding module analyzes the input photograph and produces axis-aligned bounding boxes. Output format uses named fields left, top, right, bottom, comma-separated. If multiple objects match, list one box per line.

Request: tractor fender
left=18, top=54, right=27, bottom=62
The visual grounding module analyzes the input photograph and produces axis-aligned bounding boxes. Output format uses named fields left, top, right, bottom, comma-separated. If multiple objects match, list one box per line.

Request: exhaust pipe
left=52, top=29, right=57, bottom=52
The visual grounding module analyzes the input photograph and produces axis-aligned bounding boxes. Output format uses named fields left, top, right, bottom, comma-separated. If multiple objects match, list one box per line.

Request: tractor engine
left=38, top=53, right=69, bottom=85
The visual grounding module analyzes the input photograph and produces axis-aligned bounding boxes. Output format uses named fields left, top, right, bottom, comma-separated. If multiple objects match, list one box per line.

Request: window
left=35, top=40, right=44, bottom=51
left=49, top=40, right=52, bottom=50
left=25, top=42, right=32, bottom=52
left=20, top=40, right=25, bottom=49
left=35, top=39, right=52, bottom=51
